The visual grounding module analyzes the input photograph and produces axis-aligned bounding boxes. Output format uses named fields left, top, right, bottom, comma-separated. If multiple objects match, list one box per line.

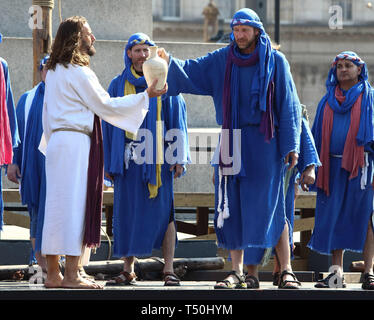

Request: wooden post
left=31, top=0, right=54, bottom=86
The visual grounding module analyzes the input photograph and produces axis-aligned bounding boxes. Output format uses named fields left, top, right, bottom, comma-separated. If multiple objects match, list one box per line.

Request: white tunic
left=41, top=64, right=149, bottom=257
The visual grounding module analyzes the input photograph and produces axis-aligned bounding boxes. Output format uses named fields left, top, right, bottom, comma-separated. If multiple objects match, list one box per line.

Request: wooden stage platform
left=0, top=279, right=373, bottom=301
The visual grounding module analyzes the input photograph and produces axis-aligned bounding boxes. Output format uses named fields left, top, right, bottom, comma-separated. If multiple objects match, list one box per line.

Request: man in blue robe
left=309, top=51, right=374, bottom=290
left=243, top=104, right=320, bottom=287
left=7, top=55, right=49, bottom=270
left=158, top=8, right=302, bottom=289
left=0, top=32, right=20, bottom=231
left=103, top=33, right=189, bottom=286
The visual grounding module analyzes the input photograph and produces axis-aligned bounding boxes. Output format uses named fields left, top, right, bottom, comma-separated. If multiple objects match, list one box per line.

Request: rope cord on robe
left=123, top=65, right=163, bottom=199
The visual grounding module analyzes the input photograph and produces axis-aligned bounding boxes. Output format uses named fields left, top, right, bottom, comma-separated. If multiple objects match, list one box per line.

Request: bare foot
left=61, top=276, right=103, bottom=289
left=44, top=273, right=64, bottom=288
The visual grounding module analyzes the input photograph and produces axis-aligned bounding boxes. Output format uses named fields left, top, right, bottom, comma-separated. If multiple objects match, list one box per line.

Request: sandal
left=214, top=271, right=247, bottom=289
left=314, top=272, right=346, bottom=288
left=245, top=274, right=260, bottom=289
left=362, top=273, right=374, bottom=290
left=163, top=272, right=181, bottom=286
left=105, top=271, right=137, bottom=286
left=278, top=270, right=301, bottom=289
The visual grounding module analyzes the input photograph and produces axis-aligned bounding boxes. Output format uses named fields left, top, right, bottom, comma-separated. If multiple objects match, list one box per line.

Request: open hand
left=146, top=79, right=168, bottom=98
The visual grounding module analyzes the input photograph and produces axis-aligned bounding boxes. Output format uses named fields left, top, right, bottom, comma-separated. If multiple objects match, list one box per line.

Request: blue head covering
left=326, top=51, right=368, bottom=87
left=123, top=33, right=155, bottom=87
left=124, top=33, right=155, bottom=69
left=39, top=54, right=50, bottom=71
left=313, top=51, right=374, bottom=155
left=230, top=8, right=264, bottom=39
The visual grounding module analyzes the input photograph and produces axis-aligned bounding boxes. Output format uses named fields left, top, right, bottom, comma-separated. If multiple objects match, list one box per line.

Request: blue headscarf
left=123, top=33, right=155, bottom=87
left=313, top=51, right=374, bottom=153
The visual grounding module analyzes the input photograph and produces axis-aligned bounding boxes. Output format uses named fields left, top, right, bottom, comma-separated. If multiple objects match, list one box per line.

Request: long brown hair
left=47, top=16, right=90, bottom=70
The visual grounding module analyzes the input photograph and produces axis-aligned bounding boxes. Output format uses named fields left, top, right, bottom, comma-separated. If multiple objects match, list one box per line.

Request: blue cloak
left=166, top=45, right=301, bottom=251
left=102, top=71, right=189, bottom=258
left=12, top=82, right=46, bottom=252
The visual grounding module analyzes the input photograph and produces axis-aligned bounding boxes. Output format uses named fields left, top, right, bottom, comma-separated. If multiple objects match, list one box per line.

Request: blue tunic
left=243, top=115, right=321, bottom=264
left=167, top=46, right=301, bottom=250
left=308, top=92, right=374, bottom=255
left=102, top=73, right=189, bottom=258
left=0, top=58, right=19, bottom=230
left=12, top=82, right=46, bottom=253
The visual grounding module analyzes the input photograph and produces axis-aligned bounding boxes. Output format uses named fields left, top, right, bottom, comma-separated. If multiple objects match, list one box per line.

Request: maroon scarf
left=83, top=114, right=104, bottom=248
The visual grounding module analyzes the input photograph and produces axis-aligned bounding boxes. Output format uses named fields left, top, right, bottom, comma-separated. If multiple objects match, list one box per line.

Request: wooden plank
left=3, top=211, right=30, bottom=229
left=5, top=189, right=317, bottom=211
left=2, top=189, right=22, bottom=203
left=174, top=192, right=215, bottom=208
left=295, top=193, right=316, bottom=209
left=294, top=217, right=315, bottom=232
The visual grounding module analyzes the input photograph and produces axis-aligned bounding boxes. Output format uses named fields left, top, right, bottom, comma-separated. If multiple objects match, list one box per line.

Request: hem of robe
left=307, top=243, right=365, bottom=256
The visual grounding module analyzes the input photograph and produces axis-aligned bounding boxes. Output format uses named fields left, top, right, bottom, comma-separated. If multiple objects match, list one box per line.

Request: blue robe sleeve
left=166, top=47, right=227, bottom=98
left=273, top=51, right=301, bottom=158
left=163, top=94, right=190, bottom=170
left=1, top=58, right=20, bottom=149
left=12, top=93, right=28, bottom=169
left=297, top=116, right=321, bottom=173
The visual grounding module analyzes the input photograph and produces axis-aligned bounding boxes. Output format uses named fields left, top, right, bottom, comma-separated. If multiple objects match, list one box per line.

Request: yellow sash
left=124, top=65, right=163, bottom=198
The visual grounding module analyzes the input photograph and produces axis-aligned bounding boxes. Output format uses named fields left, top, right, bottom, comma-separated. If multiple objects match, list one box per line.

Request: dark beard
left=81, top=38, right=96, bottom=56
left=87, top=45, right=96, bottom=56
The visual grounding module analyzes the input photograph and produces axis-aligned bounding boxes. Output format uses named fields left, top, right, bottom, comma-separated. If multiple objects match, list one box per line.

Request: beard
left=81, top=38, right=96, bottom=56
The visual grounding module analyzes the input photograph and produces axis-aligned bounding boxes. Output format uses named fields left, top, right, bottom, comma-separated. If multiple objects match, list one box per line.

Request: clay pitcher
left=143, top=46, right=168, bottom=91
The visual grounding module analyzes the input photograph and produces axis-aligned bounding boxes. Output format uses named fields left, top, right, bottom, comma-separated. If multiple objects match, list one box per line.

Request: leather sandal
left=278, top=270, right=301, bottom=289
left=245, top=274, right=260, bottom=289
left=362, top=273, right=374, bottom=290
left=163, top=272, right=181, bottom=286
left=105, top=271, right=137, bottom=286
left=214, top=270, right=247, bottom=289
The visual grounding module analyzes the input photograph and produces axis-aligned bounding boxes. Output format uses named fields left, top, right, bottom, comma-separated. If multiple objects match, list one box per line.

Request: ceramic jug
left=143, top=46, right=168, bottom=91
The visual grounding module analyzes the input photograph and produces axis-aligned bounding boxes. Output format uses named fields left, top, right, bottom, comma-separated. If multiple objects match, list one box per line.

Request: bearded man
left=103, top=33, right=189, bottom=287
left=158, top=8, right=302, bottom=289
left=41, top=17, right=166, bottom=289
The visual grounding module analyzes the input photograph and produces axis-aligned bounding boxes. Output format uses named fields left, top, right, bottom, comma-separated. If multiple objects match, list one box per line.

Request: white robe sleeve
left=72, top=66, right=149, bottom=134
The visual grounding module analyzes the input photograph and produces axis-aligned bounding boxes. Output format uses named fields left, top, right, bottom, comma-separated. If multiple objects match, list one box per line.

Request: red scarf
left=0, top=62, right=13, bottom=165
left=317, top=86, right=364, bottom=196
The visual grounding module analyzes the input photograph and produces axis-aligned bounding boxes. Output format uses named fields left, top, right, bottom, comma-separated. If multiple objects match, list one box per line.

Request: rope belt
left=52, top=127, right=91, bottom=137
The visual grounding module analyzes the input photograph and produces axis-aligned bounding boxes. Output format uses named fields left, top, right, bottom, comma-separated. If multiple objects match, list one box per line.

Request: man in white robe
left=41, top=16, right=167, bottom=289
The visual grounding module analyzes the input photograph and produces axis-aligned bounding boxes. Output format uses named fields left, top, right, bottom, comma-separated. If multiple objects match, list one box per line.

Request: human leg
left=362, top=221, right=374, bottom=290
left=161, top=221, right=181, bottom=286
left=44, top=255, right=63, bottom=288
left=61, top=255, right=103, bottom=289
left=162, top=221, right=176, bottom=274
left=215, top=250, right=246, bottom=289
left=275, top=222, right=300, bottom=289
